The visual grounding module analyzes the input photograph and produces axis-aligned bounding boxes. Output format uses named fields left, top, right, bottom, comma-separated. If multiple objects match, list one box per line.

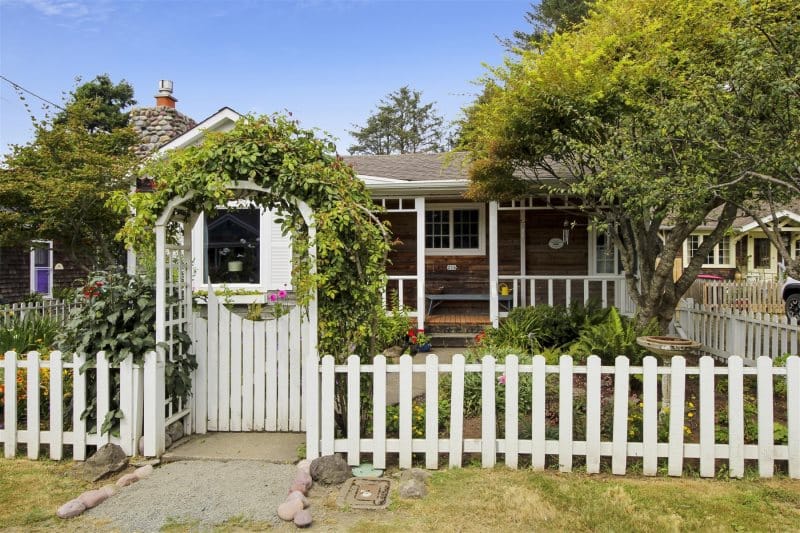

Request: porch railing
left=382, top=275, right=419, bottom=315
left=498, top=274, right=635, bottom=316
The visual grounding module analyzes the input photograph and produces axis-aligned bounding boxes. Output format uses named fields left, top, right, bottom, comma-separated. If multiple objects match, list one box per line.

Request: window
left=425, top=204, right=485, bottom=255
left=595, top=233, right=617, bottom=274
left=30, top=241, right=53, bottom=297
left=686, top=235, right=732, bottom=266
left=753, top=238, right=771, bottom=268
left=204, top=208, right=261, bottom=284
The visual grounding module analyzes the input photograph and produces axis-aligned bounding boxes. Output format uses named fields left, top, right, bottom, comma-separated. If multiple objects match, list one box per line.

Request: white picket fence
left=313, top=353, right=800, bottom=479
left=1, top=350, right=150, bottom=460
left=0, top=299, right=81, bottom=326
left=676, top=302, right=799, bottom=365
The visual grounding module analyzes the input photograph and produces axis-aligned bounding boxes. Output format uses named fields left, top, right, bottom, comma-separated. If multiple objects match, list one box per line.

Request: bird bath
left=636, top=336, right=701, bottom=409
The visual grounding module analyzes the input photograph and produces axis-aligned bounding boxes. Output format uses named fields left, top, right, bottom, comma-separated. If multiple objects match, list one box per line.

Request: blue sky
left=0, top=0, right=529, bottom=155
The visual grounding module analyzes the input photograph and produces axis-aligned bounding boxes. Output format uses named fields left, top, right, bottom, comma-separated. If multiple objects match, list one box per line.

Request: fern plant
left=569, top=307, right=656, bottom=365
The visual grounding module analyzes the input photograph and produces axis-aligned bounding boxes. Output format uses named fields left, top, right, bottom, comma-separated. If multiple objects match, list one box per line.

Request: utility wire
left=0, top=75, right=65, bottom=111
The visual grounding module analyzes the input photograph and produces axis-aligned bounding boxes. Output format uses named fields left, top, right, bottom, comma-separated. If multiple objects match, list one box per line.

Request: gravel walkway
left=85, top=460, right=296, bottom=531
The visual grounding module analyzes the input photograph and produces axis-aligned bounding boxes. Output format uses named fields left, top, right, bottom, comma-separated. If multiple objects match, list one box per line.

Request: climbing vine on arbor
left=110, top=114, right=391, bottom=360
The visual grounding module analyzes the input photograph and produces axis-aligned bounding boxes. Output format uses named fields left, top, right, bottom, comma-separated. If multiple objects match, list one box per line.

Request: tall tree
left=348, top=86, right=445, bottom=155
left=461, top=0, right=795, bottom=331
left=0, top=76, right=139, bottom=271
left=499, top=0, right=593, bottom=52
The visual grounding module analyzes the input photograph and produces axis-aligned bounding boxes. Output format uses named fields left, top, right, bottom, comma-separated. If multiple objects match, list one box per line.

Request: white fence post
left=481, top=356, right=497, bottom=468
left=26, top=351, right=41, bottom=459
left=4, top=352, right=17, bottom=458
left=347, top=355, right=361, bottom=466
left=72, top=352, right=87, bottom=461
left=558, top=355, right=573, bottom=473
left=425, top=354, right=440, bottom=470
left=757, top=356, right=774, bottom=478
left=611, top=356, right=629, bottom=475
left=787, top=356, right=800, bottom=479
left=49, top=351, right=64, bottom=460
left=143, top=350, right=166, bottom=457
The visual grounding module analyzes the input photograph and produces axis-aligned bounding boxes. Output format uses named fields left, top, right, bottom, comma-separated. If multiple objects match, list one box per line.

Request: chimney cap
left=157, top=80, right=174, bottom=96
left=155, top=80, right=177, bottom=107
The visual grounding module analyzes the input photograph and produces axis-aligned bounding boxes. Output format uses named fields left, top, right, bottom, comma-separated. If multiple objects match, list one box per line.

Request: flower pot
left=418, top=342, right=432, bottom=352
left=227, top=260, right=243, bottom=272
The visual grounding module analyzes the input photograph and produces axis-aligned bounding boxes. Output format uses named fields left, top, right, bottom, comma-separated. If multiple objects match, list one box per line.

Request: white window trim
left=424, top=203, right=486, bottom=256
left=30, top=240, right=54, bottom=298
left=588, top=228, right=620, bottom=275
left=683, top=234, right=735, bottom=268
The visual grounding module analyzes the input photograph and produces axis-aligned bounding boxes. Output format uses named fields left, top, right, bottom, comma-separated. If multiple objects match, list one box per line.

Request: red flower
left=410, top=336, right=417, bottom=344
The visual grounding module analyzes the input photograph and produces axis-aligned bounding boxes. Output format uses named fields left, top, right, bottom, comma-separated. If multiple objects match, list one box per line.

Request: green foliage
left=461, top=0, right=800, bottom=330
left=376, top=292, right=411, bottom=351
left=569, top=307, right=657, bottom=365
left=58, top=269, right=196, bottom=435
left=0, top=75, right=138, bottom=271
left=348, top=86, right=446, bottom=155
left=500, top=0, right=594, bottom=52
left=112, top=114, right=391, bottom=361
left=0, top=316, right=60, bottom=354
left=53, top=74, right=136, bottom=132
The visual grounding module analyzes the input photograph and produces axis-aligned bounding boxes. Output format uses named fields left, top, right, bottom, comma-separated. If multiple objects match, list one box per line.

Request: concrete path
left=162, top=432, right=304, bottom=463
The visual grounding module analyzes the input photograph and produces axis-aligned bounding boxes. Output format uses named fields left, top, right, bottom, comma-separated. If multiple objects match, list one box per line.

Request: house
left=0, top=82, right=196, bottom=303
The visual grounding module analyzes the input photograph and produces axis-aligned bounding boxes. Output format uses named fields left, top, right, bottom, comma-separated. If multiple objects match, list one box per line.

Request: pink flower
left=498, top=375, right=506, bottom=385
left=278, top=289, right=287, bottom=299
left=269, top=293, right=278, bottom=302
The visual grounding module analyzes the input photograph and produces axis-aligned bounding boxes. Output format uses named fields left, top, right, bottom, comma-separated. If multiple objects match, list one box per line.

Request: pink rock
left=294, top=509, right=313, bottom=528
left=287, top=490, right=309, bottom=508
left=57, top=499, right=86, bottom=519
left=99, top=484, right=117, bottom=498
left=77, top=489, right=109, bottom=509
left=294, top=470, right=312, bottom=490
left=277, top=498, right=304, bottom=521
left=134, top=464, right=154, bottom=480
left=296, top=459, right=311, bottom=475
left=116, top=473, right=139, bottom=488
left=288, top=482, right=308, bottom=495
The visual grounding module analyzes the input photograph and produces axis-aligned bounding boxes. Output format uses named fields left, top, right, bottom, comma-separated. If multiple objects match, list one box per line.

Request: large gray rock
left=77, top=443, right=128, bottom=482
left=166, top=421, right=184, bottom=443
left=309, top=454, right=350, bottom=485
left=398, top=468, right=430, bottom=499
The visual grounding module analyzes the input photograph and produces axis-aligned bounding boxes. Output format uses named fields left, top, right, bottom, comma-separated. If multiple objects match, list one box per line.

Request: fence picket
left=119, top=356, right=134, bottom=456
left=72, top=352, right=87, bottom=460
left=289, top=307, right=302, bottom=431
left=49, top=352, right=64, bottom=460
left=266, top=319, right=278, bottom=431
left=642, top=356, right=658, bottom=476
left=426, top=354, right=440, bottom=470
left=207, top=298, right=219, bottom=432
left=612, top=356, right=629, bottom=475
left=585, top=356, right=601, bottom=474
left=728, top=356, right=745, bottom=478
left=230, top=314, right=243, bottom=432
left=699, top=356, right=715, bottom=477
left=504, top=355, right=519, bottom=469
left=218, top=306, right=231, bottom=432
left=26, top=351, right=41, bottom=459
left=194, top=317, right=208, bottom=434
left=448, top=355, right=465, bottom=468
left=242, top=318, right=255, bottom=432
left=757, top=356, right=774, bottom=478
left=399, top=355, right=413, bottom=469
left=787, top=356, right=800, bottom=479
left=667, top=357, right=686, bottom=476
left=96, top=352, right=110, bottom=447
left=277, top=314, right=290, bottom=431
left=558, top=356, right=573, bottom=473
left=482, top=356, right=497, bottom=468
left=373, top=355, right=387, bottom=469
left=531, top=355, right=546, bottom=470
left=347, top=355, right=361, bottom=466
left=253, top=320, right=266, bottom=432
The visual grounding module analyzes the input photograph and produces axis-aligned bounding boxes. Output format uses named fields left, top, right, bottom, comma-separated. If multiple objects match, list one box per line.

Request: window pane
left=425, top=210, right=450, bottom=249
left=717, top=237, right=730, bottom=265
left=34, top=247, right=50, bottom=267
left=688, top=235, right=701, bottom=259
left=754, top=238, right=771, bottom=268
left=205, top=208, right=261, bottom=283
left=453, top=209, right=479, bottom=249
left=596, top=233, right=616, bottom=274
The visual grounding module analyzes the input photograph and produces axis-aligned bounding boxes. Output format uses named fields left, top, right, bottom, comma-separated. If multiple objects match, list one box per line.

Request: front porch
left=377, top=195, right=635, bottom=331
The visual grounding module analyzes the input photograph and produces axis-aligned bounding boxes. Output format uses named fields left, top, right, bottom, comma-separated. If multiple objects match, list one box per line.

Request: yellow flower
left=687, top=412, right=694, bottom=418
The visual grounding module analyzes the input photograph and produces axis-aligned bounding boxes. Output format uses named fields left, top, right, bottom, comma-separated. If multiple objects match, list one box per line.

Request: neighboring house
left=674, top=203, right=800, bottom=281
left=0, top=82, right=196, bottom=304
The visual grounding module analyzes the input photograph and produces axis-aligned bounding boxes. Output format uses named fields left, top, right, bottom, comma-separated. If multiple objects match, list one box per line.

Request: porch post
left=145, top=223, right=168, bottom=457
left=519, top=209, right=526, bottom=307
left=416, top=197, right=426, bottom=330
left=489, top=201, right=499, bottom=327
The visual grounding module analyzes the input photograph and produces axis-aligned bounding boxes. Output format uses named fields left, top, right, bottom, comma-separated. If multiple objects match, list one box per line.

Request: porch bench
left=425, top=293, right=513, bottom=315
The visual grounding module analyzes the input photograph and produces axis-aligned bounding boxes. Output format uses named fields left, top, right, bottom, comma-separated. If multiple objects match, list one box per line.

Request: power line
left=0, top=75, right=65, bottom=111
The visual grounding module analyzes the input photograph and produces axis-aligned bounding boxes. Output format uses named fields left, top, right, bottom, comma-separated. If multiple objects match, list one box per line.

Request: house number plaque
left=548, top=238, right=565, bottom=250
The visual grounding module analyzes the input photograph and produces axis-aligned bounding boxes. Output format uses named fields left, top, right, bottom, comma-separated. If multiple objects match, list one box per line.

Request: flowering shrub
left=0, top=359, right=74, bottom=429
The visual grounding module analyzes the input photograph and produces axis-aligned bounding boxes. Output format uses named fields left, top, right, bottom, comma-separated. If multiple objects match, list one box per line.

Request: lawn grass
left=0, top=458, right=92, bottom=530
left=2, top=457, right=799, bottom=532
left=352, top=468, right=800, bottom=532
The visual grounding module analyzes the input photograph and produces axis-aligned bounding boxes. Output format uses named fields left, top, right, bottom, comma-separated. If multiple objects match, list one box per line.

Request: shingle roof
left=343, top=152, right=470, bottom=181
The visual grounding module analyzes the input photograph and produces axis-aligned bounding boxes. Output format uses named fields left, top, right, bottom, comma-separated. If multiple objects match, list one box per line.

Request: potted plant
left=405, top=327, right=432, bottom=354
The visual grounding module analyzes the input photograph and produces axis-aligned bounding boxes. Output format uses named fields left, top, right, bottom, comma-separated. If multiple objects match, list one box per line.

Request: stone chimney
left=130, top=80, right=196, bottom=158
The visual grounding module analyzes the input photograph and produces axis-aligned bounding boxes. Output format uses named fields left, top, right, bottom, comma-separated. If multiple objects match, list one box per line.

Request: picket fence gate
left=677, top=303, right=799, bottom=365
left=313, top=353, right=800, bottom=479
left=1, top=350, right=153, bottom=460
left=190, top=289, right=311, bottom=435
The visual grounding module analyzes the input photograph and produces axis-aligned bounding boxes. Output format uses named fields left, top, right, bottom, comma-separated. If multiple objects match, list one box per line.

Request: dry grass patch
left=351, top=468, right=800, bottom=532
